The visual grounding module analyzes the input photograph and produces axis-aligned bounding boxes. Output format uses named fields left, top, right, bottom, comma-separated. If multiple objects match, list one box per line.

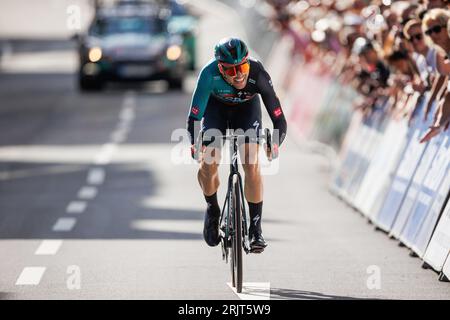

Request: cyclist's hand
left=419, top=126, right=441, bottom=143
left=264, top=143, right=279, bottom=161
left=272, top=143, right=279, bottom=159
left=190, top=144, right=197, bottom=160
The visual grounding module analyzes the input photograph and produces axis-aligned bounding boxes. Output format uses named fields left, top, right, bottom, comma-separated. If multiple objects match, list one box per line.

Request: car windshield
left=92, top=17, right=165, bottom=35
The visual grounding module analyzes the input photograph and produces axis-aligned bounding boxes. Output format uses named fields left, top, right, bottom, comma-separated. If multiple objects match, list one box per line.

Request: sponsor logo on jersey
left=248, top=78, right=256, bottom=84
left=253, top=120, right=260, bottom=131
left=213, top=76, right=221, bottom=80
left=273, top=106, right=282, bottom=118
left=191, top=106, right=199, bottom=116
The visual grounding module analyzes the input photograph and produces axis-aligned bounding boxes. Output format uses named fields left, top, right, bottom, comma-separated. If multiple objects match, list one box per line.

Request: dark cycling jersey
left=186, top=57, right=287, bottom=145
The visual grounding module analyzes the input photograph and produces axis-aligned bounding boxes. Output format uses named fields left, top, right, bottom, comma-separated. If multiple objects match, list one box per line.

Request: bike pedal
left=250, top=247, right=265, bottom=254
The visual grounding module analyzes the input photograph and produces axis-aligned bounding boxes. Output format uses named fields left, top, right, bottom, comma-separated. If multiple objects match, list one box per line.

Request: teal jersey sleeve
left=188, top=64, right=213, bottom=120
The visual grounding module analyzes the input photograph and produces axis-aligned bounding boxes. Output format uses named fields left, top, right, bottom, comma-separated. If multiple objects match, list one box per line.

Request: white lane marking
left=116, top=121, right=132, bottom=132
left=87, top=168, right=105, bottom=185
left=52, top=217, right=77, bottom=232
left=119, top=106, right=135, bottom=122
left=100, top=143, right=118, bottom=155
left=93, top=153, right=111, bottom=165
left=77, top=186, right=98, bottom=200
left=110, top=129, right=128, bottom=144
left=227, top=282, right=271, bottom=300
left=116, top=91, right=136, bottom=136
left=130, top=219, right=202, bottom=234
left=93, top=143, right=118, bottom=164
left=0, top=50, right=77, bottom=74
left=16, top=267, right=46, bottom=285
left=0, top=164, right=87, bottom=181
left=66, top=200, right=87, bottom=214
left=35, top=240, right=63, bottom=255
left=123, top=90, right=136, bottom=106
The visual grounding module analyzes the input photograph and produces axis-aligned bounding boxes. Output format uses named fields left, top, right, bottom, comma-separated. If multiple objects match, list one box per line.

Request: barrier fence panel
left=366, top=95, right=427, bottom=222
left=331, top=112, right=364, bottom=197
left=353, top=115, right=408, bottom=217
left=389, top=124, right=443, bottom=240
left=400, top=133, right=450, bottom=252
left=413, top=173, right=450, bottom=257
left=373, top=99, right=432, bottom=232
left=333, top=117, right=369, bottom=201
left=344, top=123, right=376, bottom=201
left=423, top=197, right=450, bottom=272
left=443, top=254, right=450, bottom=280
left=346, top=102, right=390, bottom=204
left=366, top=119, right=409, bottom=219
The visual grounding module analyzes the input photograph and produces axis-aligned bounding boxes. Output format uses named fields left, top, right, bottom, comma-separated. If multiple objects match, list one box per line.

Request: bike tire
left=232, top=179, right=243, bottom=293
left=229, top=186, right=236, bottom=288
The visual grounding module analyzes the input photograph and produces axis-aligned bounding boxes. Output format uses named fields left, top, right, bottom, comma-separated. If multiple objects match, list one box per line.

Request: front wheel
left=230, top=179, right=243, bottom=293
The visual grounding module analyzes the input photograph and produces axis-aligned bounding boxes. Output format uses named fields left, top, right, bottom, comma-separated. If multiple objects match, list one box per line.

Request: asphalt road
left=0, top=0, right=449, bottom=300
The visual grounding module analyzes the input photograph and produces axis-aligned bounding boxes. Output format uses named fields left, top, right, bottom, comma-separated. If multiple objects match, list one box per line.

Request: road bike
left=195, top=128, right=274, bottom=293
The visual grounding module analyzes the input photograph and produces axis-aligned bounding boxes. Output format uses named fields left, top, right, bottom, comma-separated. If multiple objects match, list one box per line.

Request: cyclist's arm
left=186, top=67, right=212, bottom=145
left=256, top=62, right=287, bottom=146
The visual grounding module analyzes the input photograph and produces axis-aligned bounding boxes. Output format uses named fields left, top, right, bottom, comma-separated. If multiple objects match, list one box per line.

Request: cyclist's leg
left=239, top=143, right=262, bottom=203
left=197, top=96, right=227, bottom=196
left=198, top=146, right=222, bottom=196
left=198, top=97, right=227, bottom=247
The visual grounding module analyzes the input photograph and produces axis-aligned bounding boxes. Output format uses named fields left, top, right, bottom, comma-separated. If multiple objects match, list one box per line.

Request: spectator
left=265, top=0, right=450, bottom=142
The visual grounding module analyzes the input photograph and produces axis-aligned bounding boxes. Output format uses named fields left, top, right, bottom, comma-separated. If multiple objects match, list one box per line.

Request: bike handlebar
left=192, top=129, right=278, bottom=161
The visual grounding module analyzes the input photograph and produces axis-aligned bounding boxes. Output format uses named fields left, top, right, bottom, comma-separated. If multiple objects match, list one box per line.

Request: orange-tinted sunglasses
left=219, top=60, right=250, bottom=77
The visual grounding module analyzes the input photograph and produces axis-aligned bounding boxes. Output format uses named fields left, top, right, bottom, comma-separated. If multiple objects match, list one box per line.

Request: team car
left=77, top=1, right=189, bottom=90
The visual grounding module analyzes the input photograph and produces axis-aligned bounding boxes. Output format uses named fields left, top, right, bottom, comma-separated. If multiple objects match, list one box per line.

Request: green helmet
left=214, top=37, right=249, bottom=65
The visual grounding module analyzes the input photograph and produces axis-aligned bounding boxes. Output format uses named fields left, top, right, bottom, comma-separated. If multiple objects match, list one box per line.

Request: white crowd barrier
left=285, top=62, right=450, bottom=281
left=400, top=134, right=450, bottom=253
left=423, top=198, right=450, bottom=275
left=443, top=254, right=450, bottom=280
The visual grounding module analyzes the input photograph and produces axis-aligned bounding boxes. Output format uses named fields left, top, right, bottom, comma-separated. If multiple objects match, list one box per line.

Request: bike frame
left=220, top=134, right=251, bottom=260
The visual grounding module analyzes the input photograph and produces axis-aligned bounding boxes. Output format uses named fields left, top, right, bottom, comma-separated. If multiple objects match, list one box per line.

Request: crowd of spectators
left=265, top=0, right=450, bottom=143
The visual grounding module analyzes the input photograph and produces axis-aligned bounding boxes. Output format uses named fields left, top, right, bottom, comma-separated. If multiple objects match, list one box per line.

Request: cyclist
left=186, top=37, right=287, bottom=253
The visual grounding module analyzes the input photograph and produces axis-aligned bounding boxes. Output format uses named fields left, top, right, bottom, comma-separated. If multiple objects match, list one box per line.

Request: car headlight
left=88, top=47, right=102, bottom=62
left=166, top=45, right=182, bottom=61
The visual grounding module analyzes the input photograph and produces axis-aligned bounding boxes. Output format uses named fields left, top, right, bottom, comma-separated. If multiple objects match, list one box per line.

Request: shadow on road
left=0, top=160, right=283, bottom=242
left=0, top=161, right=203, bottom=240
left=0, top=292, right=14, bottom=299
left=270, top=287, right=368, bottom=300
